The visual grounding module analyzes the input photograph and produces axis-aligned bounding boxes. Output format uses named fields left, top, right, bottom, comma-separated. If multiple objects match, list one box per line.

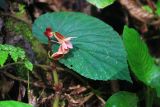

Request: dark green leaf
left=0, top=100, right=32, bottom=107
left=87, top=0, right=115, bottom=8
left=33, top=12, right=131, bottom=81
left=105, top=91, right=138, bottom=107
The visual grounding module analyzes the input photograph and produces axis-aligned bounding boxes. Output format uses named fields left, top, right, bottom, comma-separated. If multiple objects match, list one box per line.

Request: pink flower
left=43, top=27, right=75, bottom=60
left=51, top=45, right=69, bottom=60
left=51, top=32, right=75, bottom=60
left=54, top=32, right=74, bottom=49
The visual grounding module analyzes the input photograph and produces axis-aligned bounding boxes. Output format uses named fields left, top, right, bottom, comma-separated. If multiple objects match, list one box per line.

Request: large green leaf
left=105, top=91, right=138, bottom=107
left=0, top=101, right=32, bottom=107
left=87, top=0, right=115, bottom=8
left=32, top=12, right=131, bottom=81
left=123, top=26, right=154, bottom=81
left=123, top=26, right=160, bottom=97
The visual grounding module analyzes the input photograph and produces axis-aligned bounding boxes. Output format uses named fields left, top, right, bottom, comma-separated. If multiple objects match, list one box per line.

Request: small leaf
left=87, top=0, right=115, bottom=8
left=0, top=51, right=8, bottom=66
left=105, top=91, right=138, bottom=107
left=9, top=48, right=19, bottom=62
left=142, top=5, right=153, bottom=13
left=0, top=44, right=26, bottom=62
left=24, top=60, right=33, bottom=71
left=0, top=100, right=32, bottom=107
left=16, top=48, right=25, bottom=60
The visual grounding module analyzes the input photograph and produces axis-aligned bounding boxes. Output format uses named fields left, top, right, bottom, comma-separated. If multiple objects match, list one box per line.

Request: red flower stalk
left=44, top=27, right=53, bottom=39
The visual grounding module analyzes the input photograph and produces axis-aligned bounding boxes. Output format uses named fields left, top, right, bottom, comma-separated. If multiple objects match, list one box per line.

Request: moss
left=5, top=18, right=33, bottom=40
left=16, top=4, right=26, bottom=17
left=5, top=18, right=48, bottom=63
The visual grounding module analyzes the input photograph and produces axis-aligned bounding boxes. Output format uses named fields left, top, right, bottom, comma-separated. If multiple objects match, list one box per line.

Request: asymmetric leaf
left=33, top=12, right=131, bottom=81
left=123, top=26, right=154, bottom=81
left=123, top=26, right=160, bottom=97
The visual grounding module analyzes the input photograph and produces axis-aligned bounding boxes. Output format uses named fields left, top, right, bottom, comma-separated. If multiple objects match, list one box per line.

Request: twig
left=0, top=62, right=24, bottom=70
left=96, top=95, right=106, bottom=105
left=79, top=92, right=94, bottom=106
left=2, top=71, right=50, bottom=89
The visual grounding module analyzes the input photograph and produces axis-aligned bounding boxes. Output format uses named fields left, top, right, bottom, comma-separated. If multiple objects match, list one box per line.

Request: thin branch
left=0, top=62, right=24, bottom=70
left=3, top=71, right=51, bottom=89
left=96, top=95, right=106, bottom=105
left=79, top=92, right=94, bottom=106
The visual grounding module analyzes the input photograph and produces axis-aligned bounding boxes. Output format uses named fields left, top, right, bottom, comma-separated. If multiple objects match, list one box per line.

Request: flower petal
left=54, top=32, right=65, bottom=42
left=61, top=42, right=68, bottom=49
left=65, top=41, right=73, bottom=49
left=52, top=52, right=64, bottom=60
left=59, top=45, right=69, bottom=54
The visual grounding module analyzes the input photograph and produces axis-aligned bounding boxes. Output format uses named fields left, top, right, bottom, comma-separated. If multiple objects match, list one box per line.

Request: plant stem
left=52, top=69, right=60, bottom=107
left=53, top=94, right=59, bottom=107
left=27, top=71, right=31, bottom=104
left=53, top=70, right=59, bottom=86
left=146, top=87, right=154, bottom=107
